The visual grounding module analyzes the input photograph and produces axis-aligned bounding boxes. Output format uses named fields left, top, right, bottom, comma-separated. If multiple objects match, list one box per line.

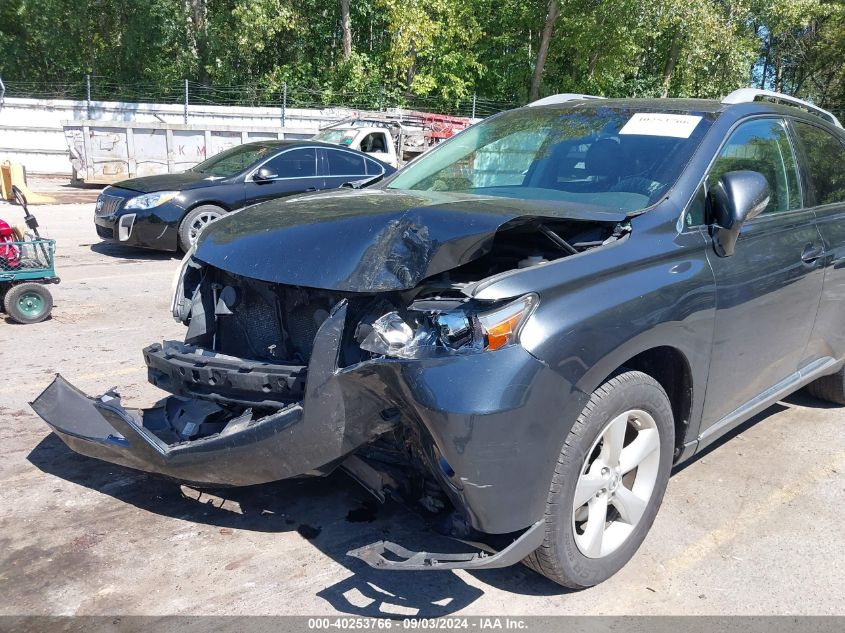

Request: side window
left=684, top=184, right=707, bottom=227
left=707, top=119, right=801, bottom=214
left=263, top=148, right=317, bottom=178
left=792, top=122, right=845, bottom=206
left=327, top=149, right=367, bottom=176
left=361, top=132, right=389, bottom=154
left=365, top=158, right=384, bottom=176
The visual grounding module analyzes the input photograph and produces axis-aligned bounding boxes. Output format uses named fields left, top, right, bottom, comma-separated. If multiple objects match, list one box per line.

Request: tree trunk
left=759, top=29, right=770, bottom=89
left=186, top=0, right=209, bottom=84
left=587, top=49, right=599, bottom=79
left=529, top=0, right=560, bottom=102
left=341, top=0, right=352, bottom=60
left=661, top=31, right=681, bottom=98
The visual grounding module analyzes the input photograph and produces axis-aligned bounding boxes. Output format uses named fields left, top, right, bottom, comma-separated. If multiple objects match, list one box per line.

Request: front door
left=243, top=147, right=324, bottom=206
left=701, top=117, right=825, bottom=432
left=359, top=131, right=394, bottom=166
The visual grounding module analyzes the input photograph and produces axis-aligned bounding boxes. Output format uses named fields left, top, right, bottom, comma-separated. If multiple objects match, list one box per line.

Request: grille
left=95, top=194, right=124, bottom=217
left=95, top=224, right=114, bottom=239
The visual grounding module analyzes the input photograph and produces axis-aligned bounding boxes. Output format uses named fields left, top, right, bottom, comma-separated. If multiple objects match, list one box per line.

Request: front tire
left=178, top=204, right=224, bottom=252
left=523, top=370, right=675, bottom=588
left=5, top=282, right=53, bottom=324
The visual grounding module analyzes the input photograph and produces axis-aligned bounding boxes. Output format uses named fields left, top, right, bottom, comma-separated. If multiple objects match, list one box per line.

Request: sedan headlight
left=358, top=294, right=538, bottom=358
left=125, top=191, right=179, bottom=210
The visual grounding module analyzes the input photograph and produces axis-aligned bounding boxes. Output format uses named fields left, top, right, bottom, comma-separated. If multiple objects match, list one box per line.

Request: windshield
left=313, top=129, right=356, bottom=145
left=388, top=106, right=714, bottom=213
left=190, top=143, right=277, bottom=177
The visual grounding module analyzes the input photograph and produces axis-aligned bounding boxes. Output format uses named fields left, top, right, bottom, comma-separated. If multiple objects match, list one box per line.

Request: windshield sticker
left=619, top=113, right=703, bottom=138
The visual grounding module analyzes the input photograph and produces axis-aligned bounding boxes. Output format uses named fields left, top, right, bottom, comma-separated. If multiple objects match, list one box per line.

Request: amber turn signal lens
left=484, top=312, right=523, bottom=350
left=477, top=295, right=537, bottom=351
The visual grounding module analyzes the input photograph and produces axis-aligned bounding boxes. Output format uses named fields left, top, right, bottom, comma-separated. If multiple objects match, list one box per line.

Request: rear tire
left=806, top=366, right=845, bottom=405
left=5, top=282, right=53, bottom=324
left=178, top=204, right=224, bottom=252
left=523, top=370, right=675, bottom=588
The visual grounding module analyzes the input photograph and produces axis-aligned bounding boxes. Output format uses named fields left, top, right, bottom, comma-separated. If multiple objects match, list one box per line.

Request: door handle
left=801, top=243, right=824, bottom=264
left=304, top=187, right=317, bottom=192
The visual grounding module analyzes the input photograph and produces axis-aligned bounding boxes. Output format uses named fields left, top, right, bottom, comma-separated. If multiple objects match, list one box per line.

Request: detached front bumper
left=31, top=375, right=314, bottom=486
left=31, top=302, right=393, bottom=487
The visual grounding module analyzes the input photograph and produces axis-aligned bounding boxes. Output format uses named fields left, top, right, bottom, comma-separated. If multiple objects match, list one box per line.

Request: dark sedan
left=93, top=140, right=395, bottom=251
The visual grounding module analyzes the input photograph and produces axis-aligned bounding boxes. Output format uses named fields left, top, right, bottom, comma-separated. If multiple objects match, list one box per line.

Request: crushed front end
left=32, top=200, right=624, bottom=568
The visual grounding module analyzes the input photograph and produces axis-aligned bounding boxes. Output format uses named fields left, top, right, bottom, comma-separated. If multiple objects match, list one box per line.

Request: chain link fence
left=0, top=75, right=521, bottom=119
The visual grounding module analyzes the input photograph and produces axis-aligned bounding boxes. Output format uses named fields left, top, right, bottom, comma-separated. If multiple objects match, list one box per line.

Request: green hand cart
left=0, top=186, right=59, bottom=324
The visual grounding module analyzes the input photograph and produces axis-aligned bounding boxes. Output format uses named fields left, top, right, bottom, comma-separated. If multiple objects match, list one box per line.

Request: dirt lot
left=1, top=200, right=844, bottom=617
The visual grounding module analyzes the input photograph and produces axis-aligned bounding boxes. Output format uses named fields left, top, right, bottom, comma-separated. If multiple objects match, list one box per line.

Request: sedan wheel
left=178, top=205, right=225, bottom=252
left=188, top=210, right=221, bottom=243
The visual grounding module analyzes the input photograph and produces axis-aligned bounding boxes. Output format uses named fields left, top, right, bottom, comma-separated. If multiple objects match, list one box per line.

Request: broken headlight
left=358, top=294, right=538, bottom=358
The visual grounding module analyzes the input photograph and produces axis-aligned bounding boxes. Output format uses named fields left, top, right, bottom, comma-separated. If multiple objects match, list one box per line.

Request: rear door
left=700, top=117, right=825, bottom=435
left=322, top=147, right=370, bottom=189
left=791, top=119, right=845, bottom=363
left=243, top=147, right=324, bottom=206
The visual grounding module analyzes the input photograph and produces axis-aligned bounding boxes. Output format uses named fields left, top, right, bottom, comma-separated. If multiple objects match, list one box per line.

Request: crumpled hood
left=195, top=188, right=626, bottom=292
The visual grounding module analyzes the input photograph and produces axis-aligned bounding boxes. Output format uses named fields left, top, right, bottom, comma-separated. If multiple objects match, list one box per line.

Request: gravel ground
left=1, top=201, right=843, bottom=617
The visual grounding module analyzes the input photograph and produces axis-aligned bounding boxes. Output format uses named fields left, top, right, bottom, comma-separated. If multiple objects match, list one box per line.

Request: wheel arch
left=584, top=345, right=694, bottom=461
left=182, top=200, right=231, bottom=217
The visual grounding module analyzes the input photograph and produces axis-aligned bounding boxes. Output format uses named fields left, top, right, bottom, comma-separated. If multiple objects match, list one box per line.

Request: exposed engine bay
left=173, top=217, right=627, bottom=365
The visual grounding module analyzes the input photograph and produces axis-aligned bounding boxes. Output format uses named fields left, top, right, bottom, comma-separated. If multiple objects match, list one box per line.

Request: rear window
left=327, top=150, right=367, bottom=177
left=365, top=158, right=385, bottom=175
left=792, top=122, right=845, bottom=206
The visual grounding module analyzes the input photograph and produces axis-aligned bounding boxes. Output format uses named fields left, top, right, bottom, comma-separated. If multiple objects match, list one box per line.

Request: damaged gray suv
left=33, top=89, right=845, bottom=588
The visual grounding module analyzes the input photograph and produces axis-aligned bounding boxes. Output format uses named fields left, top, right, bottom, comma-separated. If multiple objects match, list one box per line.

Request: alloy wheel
left=572, top=408, right=661, bottom=558
left=188, top=210, right=221, bottom=244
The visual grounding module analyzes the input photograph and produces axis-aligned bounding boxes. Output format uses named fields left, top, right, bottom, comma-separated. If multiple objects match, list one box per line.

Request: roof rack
left=527, top=93, right=605, bottom=107
left=722, top=88, right=842, bottom=129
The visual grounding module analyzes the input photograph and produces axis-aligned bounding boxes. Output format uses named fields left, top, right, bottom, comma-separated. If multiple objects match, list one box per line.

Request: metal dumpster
left=63, top=120, right=313, bottom=184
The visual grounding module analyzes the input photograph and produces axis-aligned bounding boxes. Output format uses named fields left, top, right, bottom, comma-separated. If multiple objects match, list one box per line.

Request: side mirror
left=253, top=168, right=277, bottom=183
left=710, top=170, right=770, bottom=257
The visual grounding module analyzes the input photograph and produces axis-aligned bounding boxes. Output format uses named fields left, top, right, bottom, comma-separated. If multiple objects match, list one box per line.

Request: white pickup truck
left=313, top=123, right=402, bottom=167
left=312, top=114, right=473, bottom=168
